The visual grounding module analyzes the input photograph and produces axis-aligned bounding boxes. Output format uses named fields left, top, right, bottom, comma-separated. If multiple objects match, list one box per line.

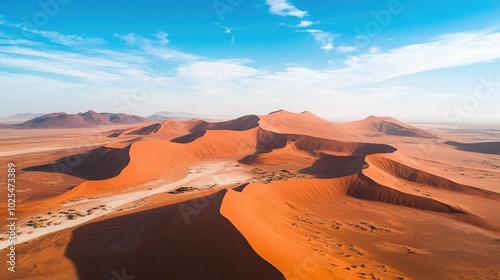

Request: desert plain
left=0, top=110, right=499, bottom=280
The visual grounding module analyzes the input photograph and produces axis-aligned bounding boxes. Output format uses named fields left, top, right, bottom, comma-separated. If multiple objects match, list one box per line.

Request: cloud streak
left=114, top=32, right=197, bottom=61
left=302, top=29, right=336, bottom=51
left=265, top=0, right=307, bottom=18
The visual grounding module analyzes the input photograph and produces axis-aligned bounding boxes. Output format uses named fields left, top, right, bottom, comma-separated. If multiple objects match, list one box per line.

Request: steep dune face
left=197, top=115, right=260, bottom=131
left=445, top=141, right=500, bottom=155
left=220, top=175, right=477, bottom=279
left=24, top=145, right=131, bottom=180
left=220, top=175, right=466, bottom=279
left=125, top=123, right=163, bottom=135
left=299, top=153, right=368, bottom=178
left=221, top=179, right=354, bottom=279
left=365, top=155, right=500, bottom=199
left=240, top=128, right=397, bottom=165
left=291, top=134, right=397, bottom=155
left=66, top=128, right=260, bottom=198
left=348, top=174, right=465, bottom=213
left=171, top=130, right=207, bottom=143
left=119, top=119, right=193, bottom=137
left=14, top=190, right=283, bottom=280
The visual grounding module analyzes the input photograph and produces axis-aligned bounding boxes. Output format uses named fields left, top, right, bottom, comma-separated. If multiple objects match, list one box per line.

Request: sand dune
left=365, top=154, right=500, bottom=199
left=258, top=110, right=434, bottom=139
left=347, top=173, right=465, bottom=214
left=64, top=189, right=283, bottom=280
left=2, top=110, right=499, bottom=280
left=258, top=110, right=349, bottom=139
left=339, top=115, right=435, bottom=138
left=110, top=110, right=432, bottom=142
left=445, top=141, right=500, bottom=155
left=299, top=153, right=368, bottom=178
left=190, top=114, right=260, bottom=132
left=24, top=145, right=131, bottom=180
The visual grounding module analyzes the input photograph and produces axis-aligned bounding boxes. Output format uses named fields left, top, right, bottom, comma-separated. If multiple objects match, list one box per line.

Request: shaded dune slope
left=45, top=111, right=408, bottom=200
left=23, top=145, right=131, bottom=180
left=299, top=154, right=368, bottom=178
left=365, top=155, right=500, bottom=199
left=239, top=128, right=397, bottom=164
left=445, top=141, right=500, bottom=155
left=348, top=173, right=465, bottom=214
left=220, top=175, right=467, bottom=279
left=65, top=128, right=260, bottom=198
left=65, top=189, right=283, bottom=280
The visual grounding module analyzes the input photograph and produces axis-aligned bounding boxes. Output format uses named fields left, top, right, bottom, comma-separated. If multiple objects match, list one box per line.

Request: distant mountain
left=2, top=113, right=45, bottom=120
left=19, top=111, right=150, bottom=129
left=150, top=111, right=232, bottom=121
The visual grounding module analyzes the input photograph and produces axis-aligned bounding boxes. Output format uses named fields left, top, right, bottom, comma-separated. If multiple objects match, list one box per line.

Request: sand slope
left=2, top=110, right=499, bottom=280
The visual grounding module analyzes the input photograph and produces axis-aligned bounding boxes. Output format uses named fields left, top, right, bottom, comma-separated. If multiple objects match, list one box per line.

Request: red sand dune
left=338, top=115, right=435, bottom=138
left=365, top=154, right=500, bottom=199
left=24, top=145, right=131, bottom=180
left=4, top=110, right=500, bottom=280
left=63, top=189, right=284, bottom=280
left=445, top=141, right=500, bottom=155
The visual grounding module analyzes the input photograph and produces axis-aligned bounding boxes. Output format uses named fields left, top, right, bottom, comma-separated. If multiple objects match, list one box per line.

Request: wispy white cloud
left=177, top=61, right=258, bottom=82
left=216, top=24, right=238, bottom=34
left=114, top=31, right=197, bottom=61
left=2, top=15, right=500, bottom=120
left=33, top=30, right=105, bottom=46
left=215, top=24, right=243, bottom=44
left=153, top=31, right=169, bottom=46
left=302, top=29, right=336, bottom=51
left=296, top=20, right=316, bottom=28
left=0, top=20, right=104, bottom=46
left=265, top=0, right=307, bottom=18
left=113, top=32, right=139, bottom=45
left=329, top=30, right=500, bottom=86
left=336, top=45, right=356, bottom=53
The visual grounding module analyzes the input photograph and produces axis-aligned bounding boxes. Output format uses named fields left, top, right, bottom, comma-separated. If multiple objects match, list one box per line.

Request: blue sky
left=1, top=0, right=500, bottom=121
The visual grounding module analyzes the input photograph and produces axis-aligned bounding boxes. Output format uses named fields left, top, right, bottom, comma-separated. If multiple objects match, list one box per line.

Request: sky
left=1, top=0, right=500, bottom=121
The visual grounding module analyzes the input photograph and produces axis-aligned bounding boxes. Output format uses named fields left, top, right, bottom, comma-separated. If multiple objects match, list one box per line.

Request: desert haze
left=0, top=110, right=499, bottom=280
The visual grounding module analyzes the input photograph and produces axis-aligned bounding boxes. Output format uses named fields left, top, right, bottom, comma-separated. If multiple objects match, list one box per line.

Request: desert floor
left=0, top=113, right=499, bottom=280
